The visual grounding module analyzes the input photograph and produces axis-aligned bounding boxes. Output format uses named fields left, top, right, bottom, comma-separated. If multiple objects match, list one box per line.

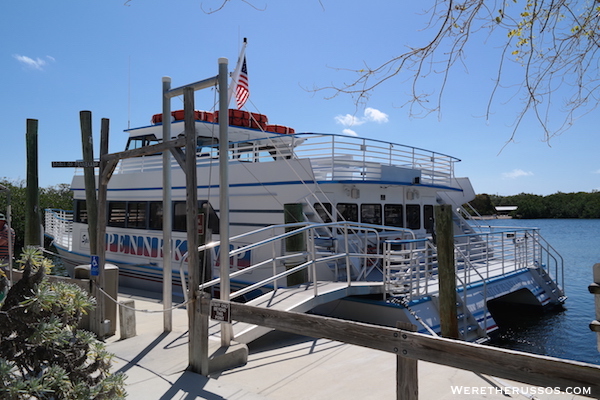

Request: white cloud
left=335, top=114, right=364, bottom=127
left=593, top=169, right=600, bottom=174
left=334, top=107, right=389, bottom=129
left=342, top=128, right=358, bottom=136
left=364, top=107, right=389, bottom=123
left=502, top=169, right=534, bottom=179
left=13, top=54, right=55, bottom=70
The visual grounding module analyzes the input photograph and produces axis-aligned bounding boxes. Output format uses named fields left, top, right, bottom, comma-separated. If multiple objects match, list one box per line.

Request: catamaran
left=45, top=46, right=566, bottom=343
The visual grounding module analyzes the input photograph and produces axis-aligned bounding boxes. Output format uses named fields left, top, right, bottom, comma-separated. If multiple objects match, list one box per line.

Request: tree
left=315, top=1, right=600, bottom=143
left=0, top=248, right=126, bottom=399
left=469, top=193, right=496, bottom=215
left=0, top=179, right=73, bottom=257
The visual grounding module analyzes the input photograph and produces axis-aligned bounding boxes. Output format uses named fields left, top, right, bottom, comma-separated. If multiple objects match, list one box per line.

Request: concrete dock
left=106, top=289, right=591, bottom=400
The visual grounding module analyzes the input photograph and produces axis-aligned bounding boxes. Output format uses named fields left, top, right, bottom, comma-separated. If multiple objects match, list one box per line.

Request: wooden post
left=80, top=111, right=98, bottom=257
left=25, top=119, right=41, bottom=247
left=97, top=118, right=110, bottom=337
left=589, top=263, right=600, bottom=351
left=217, top=58, right=233, bottom=346
left=284, top=203, right=308, bottom=286
left=183, top=87, right=203, bottom=374
left=396, top=322, right=418, bottom=400
left=434, top=205, right=459, bottom=339
left=80, top=111, right=101, bottom=336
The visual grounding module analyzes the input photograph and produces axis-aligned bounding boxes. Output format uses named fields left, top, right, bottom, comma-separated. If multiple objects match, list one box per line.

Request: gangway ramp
left=209, top=281, right=384, bottom=344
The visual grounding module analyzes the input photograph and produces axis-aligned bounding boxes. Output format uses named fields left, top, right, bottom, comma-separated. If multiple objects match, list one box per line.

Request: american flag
left=235, top=57, right=249, bottom=109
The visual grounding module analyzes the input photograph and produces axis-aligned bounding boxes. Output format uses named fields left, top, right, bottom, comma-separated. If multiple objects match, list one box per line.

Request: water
left=482, top=218, right=600, bottom=365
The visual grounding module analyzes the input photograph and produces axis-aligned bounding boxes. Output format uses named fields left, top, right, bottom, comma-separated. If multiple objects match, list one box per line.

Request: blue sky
left=2, top=1, right=599, bottom=196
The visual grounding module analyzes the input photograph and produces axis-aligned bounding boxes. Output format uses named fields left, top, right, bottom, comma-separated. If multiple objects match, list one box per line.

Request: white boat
left=45, top=67, right=566, bottom=343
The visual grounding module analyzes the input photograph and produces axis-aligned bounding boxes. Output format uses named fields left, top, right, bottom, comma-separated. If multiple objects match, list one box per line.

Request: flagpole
left=228, top=38, right=247, bottom=106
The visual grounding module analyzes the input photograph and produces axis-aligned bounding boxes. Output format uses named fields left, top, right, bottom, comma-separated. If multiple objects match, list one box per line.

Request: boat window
left=173, top=201, right=220, bottom=234
left=361, top=204, right=382, bottom=225
left=201, top=201, right=220, bottom=234
left=197, top=138, right=219, bottom=158
left=74, top=200, right=88, bottom=223
left=424, top=205, right=434, bottom=234
left=149, top=202, right=163, bottom=230
left=384, top=204, right=403, bottom=227
left=314, top=203, right=333, bottom=223
left=406, top=204, right=421, bottom=230
left=108, top=202, right=127, bottom=228
left=126, top=135, right=159, bottom=150
left=127, top=202, right=147, bottom=229
left=173, top=202, right=187, bottom=232
left=336, top=203, right=358, bottom=222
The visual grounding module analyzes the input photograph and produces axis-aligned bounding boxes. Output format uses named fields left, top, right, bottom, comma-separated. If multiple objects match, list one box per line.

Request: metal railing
left=76, top=132, right=459, bottom=187
left=44, top=209, right=74, bottom=250
left=382, top=226, right=564, bottom=303
left=180, top=221, right=415, bottom=302
left=291, top=133, right=458, bottom=185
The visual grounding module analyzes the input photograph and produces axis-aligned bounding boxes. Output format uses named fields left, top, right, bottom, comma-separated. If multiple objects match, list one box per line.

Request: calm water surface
left=482, top=219, right=600, bottom=365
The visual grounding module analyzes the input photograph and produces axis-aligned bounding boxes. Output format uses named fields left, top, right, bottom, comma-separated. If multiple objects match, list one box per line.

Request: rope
left=93, top=281, right=194, bottom=313
left=24, top=248, right=194, bottom=315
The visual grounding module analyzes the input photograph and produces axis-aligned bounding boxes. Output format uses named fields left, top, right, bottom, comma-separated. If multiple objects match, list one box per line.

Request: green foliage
left=0, top=178, right=73, bottom=257
left=469, top=194, right=496, bottom=216
left=474, top=191, right=600, bottom=219
left=0, top=247, right=127, bottom=400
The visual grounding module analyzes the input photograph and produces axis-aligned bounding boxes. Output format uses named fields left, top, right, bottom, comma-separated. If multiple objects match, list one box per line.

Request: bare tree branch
left=315, top=0, right=600, bottom=143
left=200, top=0, right=266, bottom=14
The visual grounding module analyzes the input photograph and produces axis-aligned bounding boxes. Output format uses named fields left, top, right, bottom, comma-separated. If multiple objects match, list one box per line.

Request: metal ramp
left=209, top=281, right=384, bottom=344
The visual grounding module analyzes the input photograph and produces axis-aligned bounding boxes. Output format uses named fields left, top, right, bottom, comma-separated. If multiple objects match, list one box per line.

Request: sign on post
left=52, top=161, right=99, bottom=168
left=210, top=299, right=231, bottom=323
left=91, top=255, right=99, bottom=276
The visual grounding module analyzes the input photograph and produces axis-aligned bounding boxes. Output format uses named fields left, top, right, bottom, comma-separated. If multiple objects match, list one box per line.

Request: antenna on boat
left=127, top=56, right=131, bottom=129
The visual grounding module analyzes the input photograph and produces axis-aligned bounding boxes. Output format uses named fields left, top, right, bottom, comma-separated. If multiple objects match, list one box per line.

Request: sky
left=2, top=0, right=599, bottom=196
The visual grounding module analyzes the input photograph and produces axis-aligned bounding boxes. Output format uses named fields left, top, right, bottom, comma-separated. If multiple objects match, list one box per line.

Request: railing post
left=396, top=322, right=418, bottom=400
left=589, top=263, right=600, bottom=351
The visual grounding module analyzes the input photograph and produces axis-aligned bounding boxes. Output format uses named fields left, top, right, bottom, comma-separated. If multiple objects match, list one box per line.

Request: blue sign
left=91, top=255, right=99, bottom=276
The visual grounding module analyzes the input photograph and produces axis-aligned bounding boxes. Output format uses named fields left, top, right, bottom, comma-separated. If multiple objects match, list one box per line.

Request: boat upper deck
left=89, top=120, right=461, bottom=188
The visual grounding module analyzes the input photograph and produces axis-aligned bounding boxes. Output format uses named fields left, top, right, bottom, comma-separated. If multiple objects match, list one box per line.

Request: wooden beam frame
left=201, top=297, right=600, bottom=399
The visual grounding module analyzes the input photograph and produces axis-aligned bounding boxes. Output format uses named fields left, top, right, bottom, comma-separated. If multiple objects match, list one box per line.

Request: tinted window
left=75, top=200, right=88, bottom=223
left=406, top=204, right=420, bottom=230
left=127, top=202, right=147, bottom=229
left=384, top=204, right=403, bottom=227
left=361, top=204, right=382, bottom=225
left=149, top=202, right=163, bottom=230
left=424, top=205, right=434, bottom=233
left=336, top=203, right=358, bottom=222
left=108, top=202, right=127, bottom=227
left=314, top=203, right=332, bottom=223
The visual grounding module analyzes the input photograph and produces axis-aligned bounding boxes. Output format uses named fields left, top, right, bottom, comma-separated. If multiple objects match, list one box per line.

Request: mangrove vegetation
left=471, top=191, right=600, bottom=219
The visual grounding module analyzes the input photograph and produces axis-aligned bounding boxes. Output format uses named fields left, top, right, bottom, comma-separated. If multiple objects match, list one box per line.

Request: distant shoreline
left=471, top=215, right=513, bottom=220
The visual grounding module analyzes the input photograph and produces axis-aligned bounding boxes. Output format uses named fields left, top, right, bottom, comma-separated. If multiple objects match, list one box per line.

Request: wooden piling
left=183, top=87, right=204, bottom=374
left=25, top=119, right=41, bottom=247
left=589, top=263, right=600, bottom=351
left=80, top=111, right=98, bottom=257
left=434, top=205, right=459, bottom=339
